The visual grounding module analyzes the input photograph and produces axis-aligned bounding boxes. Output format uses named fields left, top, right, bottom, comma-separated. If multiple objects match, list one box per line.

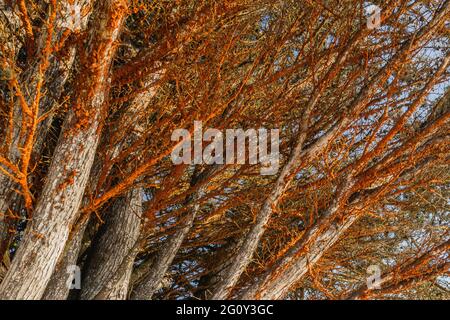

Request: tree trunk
left=207, top=24, right=371, bottom=299
left=239, top=177, right=355, bottom=299
left=0, top=0, right=128, bottom=299
left=80, top=189, right=142, bottom=300
left=78, top=69, right=162, bottom=299
left=41, top=217, right=89, bottom=300
left=0, top=0, right=92, bottom=260
left=130, top=166, right=217, bottom=300
left=42, top=67, right=162, bottom=300
left=130, top=204, right=198, bottom=300
left=243, top=215, right=357, bottom=299
left=0, top=113, right=103, bottom=299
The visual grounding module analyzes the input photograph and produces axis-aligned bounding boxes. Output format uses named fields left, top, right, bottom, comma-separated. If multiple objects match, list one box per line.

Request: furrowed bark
left=0, top=187, right=15, bottom=263
left=0, top=0, right=128, bottom=299
left=42, top=217, right=89, bottom=300
left=209, top=22, right=366, bottom=300
left=43, top=69, right=163, bottom=300
left=0, top=1, right=35, bottom=257
left=0, top=0, right=93, bottom=208
left=241, top=129, right=448, bottom=300
left=130, top=165, right=219, bottom=300
left=78, top=70, right=162, bottom=300
left=0, top=112, right=103, bottom=300
left=0, top=0, right=447, bottom=302
left=42, top=144, right=113, bottom=300
left=29, top=0, right=93, bottom=156
left=80, top=189, right=142, bottom=300
left=233, top=174, right=352, bottom=299
left=93, top=233, right=144, bottom=300
left=130, top=205, right=198, bottom=300
left=0, top=1, right=22, bottom=56
left=0, top=0, right=92, bottom=261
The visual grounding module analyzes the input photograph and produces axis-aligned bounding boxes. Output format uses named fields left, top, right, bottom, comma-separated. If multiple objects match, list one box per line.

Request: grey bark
left=130, top=165, right=218, bottom=300
left=0, top=0, right=92, bottom=260
left=44, top=69, right=163, bottom=300
left=0, top=111, right=103, bottom=299
left=251, top=214, right=358, bottom=299
left=130, top=204, right=198, bottom=300
left=78, top=70, right=162, bottom=299
left=0, top=1, right=22, bottom=56
left=0, top=0, right=127, bottom=299
left=209, top=27, right=362, bottom=300
left=42, top=146, right=111, bottom=300
left=42, top=216, right=89, bottom=300
left=240, top=138, right=447, bottom=300
left=239, top=177, right=355, bottom=299
left=80, top=189, right=143, bottom=300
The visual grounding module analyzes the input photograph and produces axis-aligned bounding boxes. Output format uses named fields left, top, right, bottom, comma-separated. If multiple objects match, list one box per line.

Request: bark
left=93, top=234, right=144, bottom=300
left=44, top=67, right=164, bottom=300
left=0, top=113, right=103, bottom=299
left=0, top=0, right=92, bottom=260
left=0, top=248, right=9, bottom=283
left=0, top=0, right=32, bottom=256
left=0, top=0, right=128, bottom=299
left=130, top=204, right=198, bottom=300
left=0, top=1, right=22, bottom=56
left=130, top=166, right=217, bottom=300
left=41, top=217, right=89, bottom=300
left=235, top=176, right=353, bottom=299
left=41, top=9, right=242, bottom=298
left=42, top=147, right=110, bottom=300
left=239, top=155, right=440, bottom=299
left=237, top=58, right=450, bottom=301
left=78, top=69, right=162, bottom=299
left=0, top=184, right=15, bottom=262
left=80, top=189, right=142, bottom=300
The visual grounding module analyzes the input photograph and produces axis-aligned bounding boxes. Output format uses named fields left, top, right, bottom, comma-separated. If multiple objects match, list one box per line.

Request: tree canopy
left=0, top=0, right=449, bottom=300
